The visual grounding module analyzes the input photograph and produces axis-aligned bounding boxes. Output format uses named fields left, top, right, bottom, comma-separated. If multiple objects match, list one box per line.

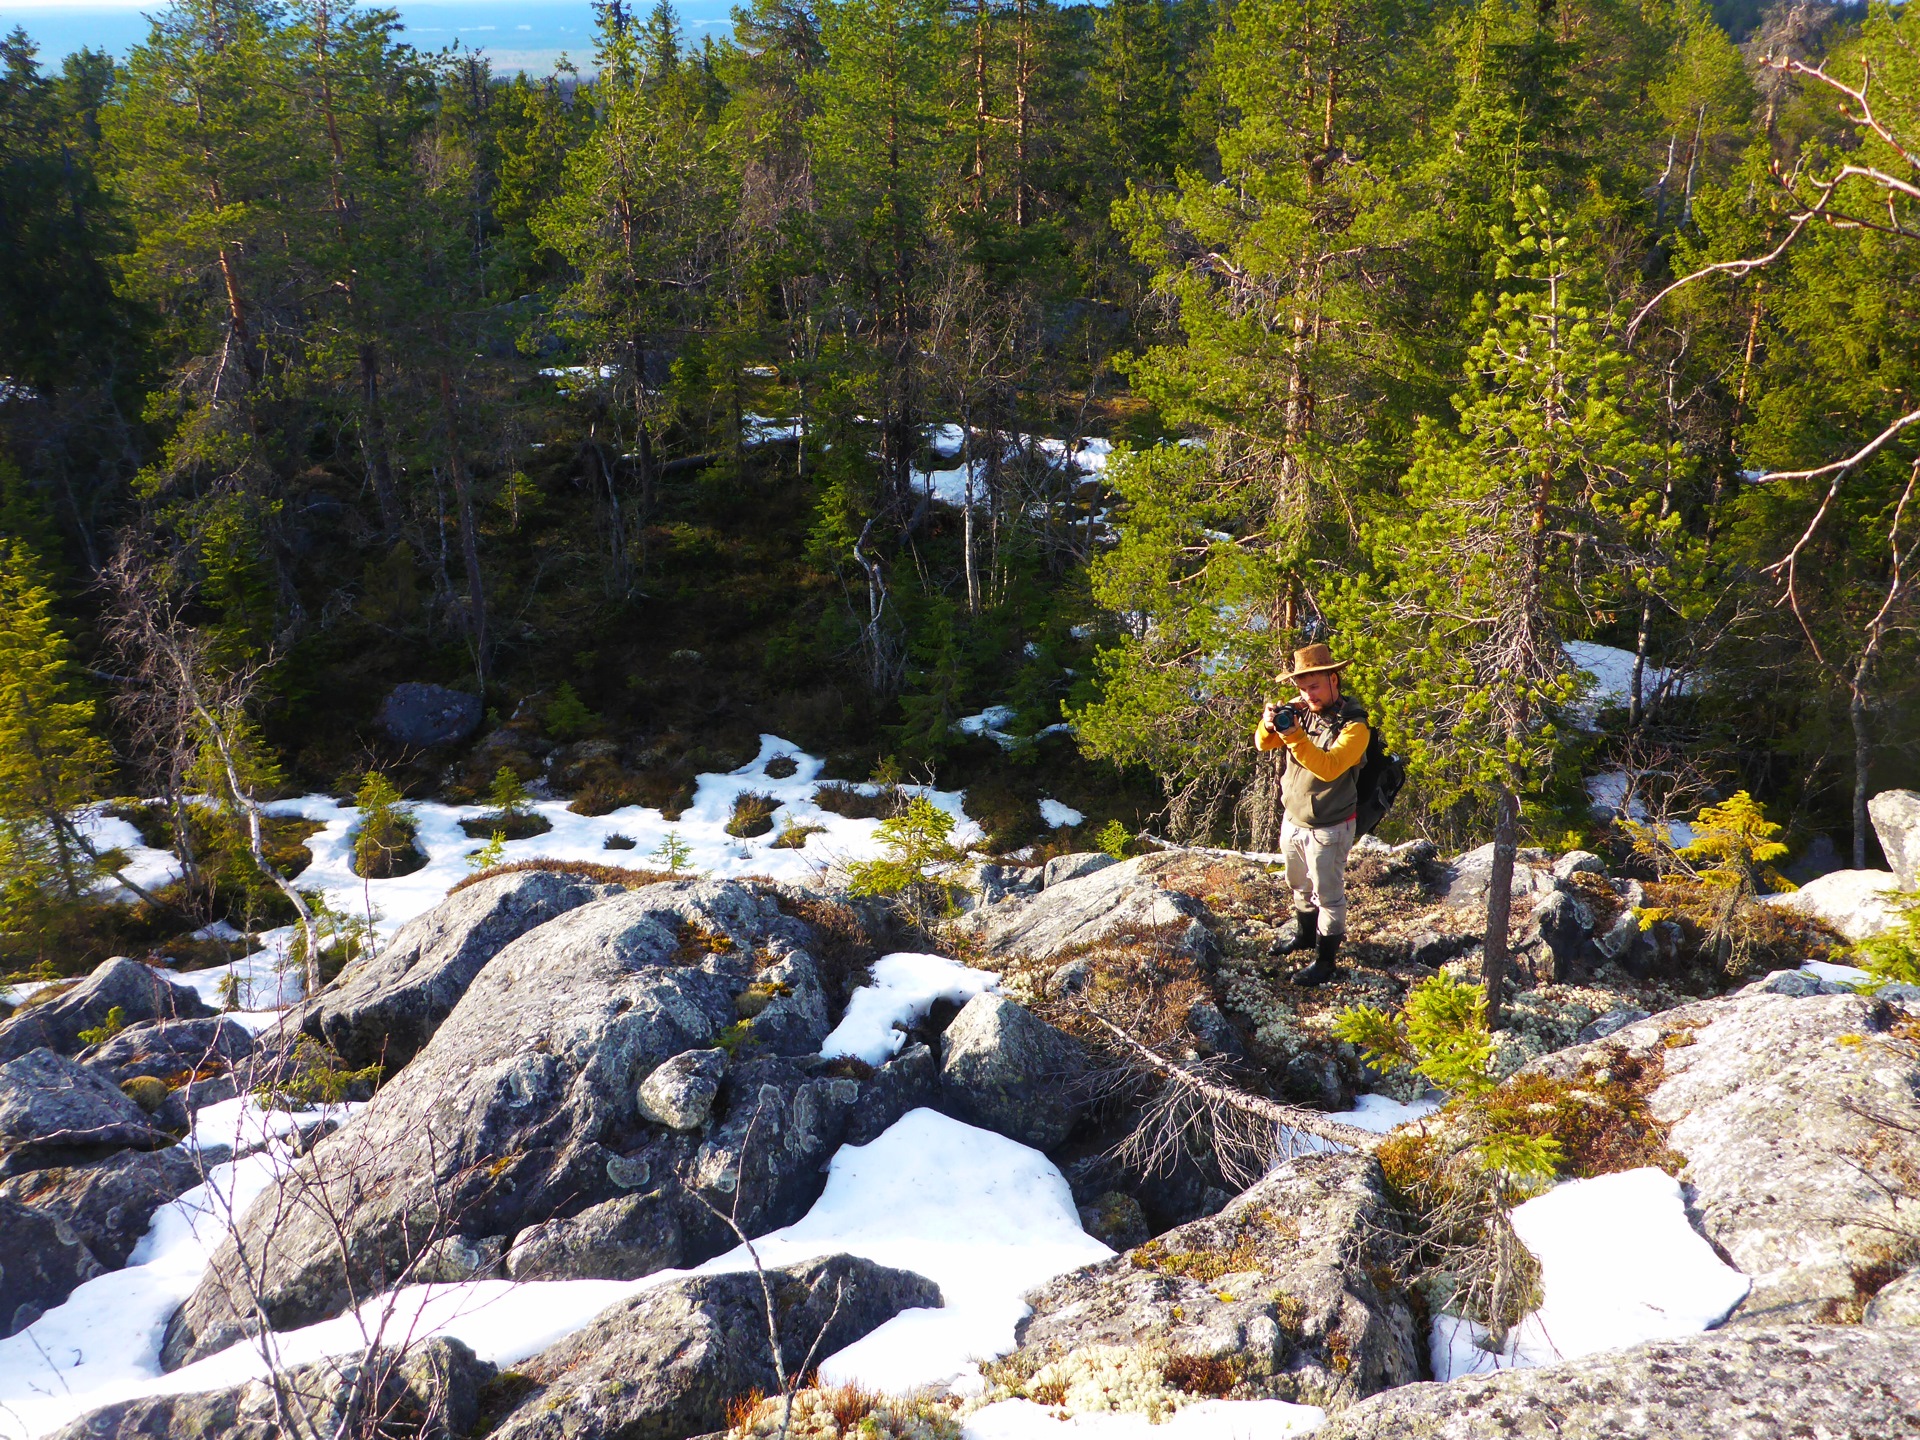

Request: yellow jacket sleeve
left=1280, top=719, right=1370, bottom=781
left=1254, top=716, right=1287, bottom=751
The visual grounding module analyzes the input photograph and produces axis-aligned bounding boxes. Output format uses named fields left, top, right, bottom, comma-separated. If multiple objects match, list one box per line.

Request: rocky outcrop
left=956, top=853, right=1215, bottom=965
left=0, top=959, right=212, bottom=1066
left=938, top=994, right=1088, bottom=1149
left=1872, top=788, right=1920, bottom=891
left=1042, top=852, right=1118, bottom=889
left=1766, top=868, right=1905, bottom=942
left=1316, top=1324, right=1920, bottom=1439
left=1523, top=988, right=1920, bottom=1325
left=1869, top=1269, right=1920, bottom=1327
left=0, top=1145, right=201, bottom=1279
left=52, top=1335, right=492, bottom=1440
left=1441, top=844, right=1557, bottom=911
left=0, top=1196, right=102, bottom=1336
left=0, top=1049, right=171, bottom=1174
left=79, top=1016, right=255, bottom=1087
left=505, top=1192, right=683, bottom=1281
left=735, top=950, right=832, bottom=1056
left=307, top=868, right=615, bottom=1070
left=1013, top=1153, right=1419, bottom=1410
left=162, top=880, right=885, bottom=1369
left=487, top=1255, right=941, bottom=1440
left=377, top=681, right=484, bottom=748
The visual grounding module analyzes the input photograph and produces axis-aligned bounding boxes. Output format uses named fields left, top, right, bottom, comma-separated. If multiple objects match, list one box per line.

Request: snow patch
left=0, top=1108, right=362, bottom=1440
left=820, top=953, right=1002, bottom=1066
left=1328, top=1091, right=1443, bottom=1134
left=1564, top=641, right=1682, bottom=724
left=72, top=805, right=184, bottom=899
left=241, top=734, right=979, bottom=948
left=0, top=1111, right=1105, bottom=1435
left=1038, top=798, right=1085, bottom=829
left=1430, top=1166, right=1749, bottom=1380
left=722, top=1108, right=1114, bottom=1393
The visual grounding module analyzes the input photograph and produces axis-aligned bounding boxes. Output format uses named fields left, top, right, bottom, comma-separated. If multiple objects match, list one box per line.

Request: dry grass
left=1816, top=1243, right=1920, bottom=1324
left=774, top=893, right=882, bottom=1005
left=811, top=781, right=902, bottom=820
left=1161, top=1350, right=1240, bottom=1397
left=447, top=858, right=675, bottom=895
left=771, top=822, right=827, bottom=850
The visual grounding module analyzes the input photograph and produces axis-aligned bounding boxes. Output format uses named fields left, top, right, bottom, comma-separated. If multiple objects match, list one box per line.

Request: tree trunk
left=1851, top=680, right=1872, bottom=869
left=1482, top=784, right=1520, bottom=1031
left=437, top=368, right=489, bottom=691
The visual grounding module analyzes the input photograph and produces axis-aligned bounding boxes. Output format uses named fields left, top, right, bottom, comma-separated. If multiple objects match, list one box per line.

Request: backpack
left=1353, top=723, right=1407, bottom=838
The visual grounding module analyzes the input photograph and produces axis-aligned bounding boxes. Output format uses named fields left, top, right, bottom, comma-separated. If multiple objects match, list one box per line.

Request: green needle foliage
left=1335, top=190, right=1694, bottom=1022
left=844, top=794, right=967, bottom=924
left=653, top=830, right=694, bottom=874
left=0, top=541, right=114, bottom=957
left=466, top=830, right=508, bottom=873
left=488, top=766, right=533, bottom=823
left=1852, top=891, right=1920, bottom=987
left=351, top=771, right=417, bottom=880
left=1335, top=973, right=1497, bottom=1098
left=1336, top=973, right=1562, bottom=1185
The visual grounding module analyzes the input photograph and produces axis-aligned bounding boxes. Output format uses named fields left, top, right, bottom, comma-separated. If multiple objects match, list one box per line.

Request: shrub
left=1335, top=974, right=1558, bottom=1184
left=1334, top=972, right=1496, bottom=1096
left=843, top=796, right=967, bottom=923
left=351, top=771, right=421, bottom=879
left=603, top=832, right=637, bottom=850
left=545, top=682, right=596, bottom=741
left=1096, top=818, right=1133, bottom=860
left=812, top=781, right=902, bottom=820
left=77, top=1004, right=128, bottom=1047
left=771, top=821, right=826, bottom=849
left=1626, top=790, right=1801, bottom=975
left=466, top=831, right=508, bottom=872
left=1851, top=889, right=1920, bottom=985
left=461, top=766, right=551, bottom=841
left=727, top=790, right=781, bottom=838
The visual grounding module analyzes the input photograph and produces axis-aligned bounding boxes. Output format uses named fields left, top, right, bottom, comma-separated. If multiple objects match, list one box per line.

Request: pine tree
left=805, top=0, right=955, bottom=515
left=535, top=0, right=735, bottom=592
left=1335, top=190, right=1675, bottom=1025
left=1081, top=0, right=1439, bottom=848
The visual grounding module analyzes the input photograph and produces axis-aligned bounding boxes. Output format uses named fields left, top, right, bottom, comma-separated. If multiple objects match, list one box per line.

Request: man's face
left=1295, top=671, right=1340, bottom=712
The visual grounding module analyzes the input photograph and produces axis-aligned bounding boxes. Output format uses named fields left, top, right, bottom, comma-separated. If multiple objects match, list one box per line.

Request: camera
left=1266, top=700, right=1304, bottom=731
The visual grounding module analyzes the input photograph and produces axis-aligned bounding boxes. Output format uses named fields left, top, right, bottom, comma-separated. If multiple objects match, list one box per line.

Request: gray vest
left=1281, top=697, right=1369, bottom=828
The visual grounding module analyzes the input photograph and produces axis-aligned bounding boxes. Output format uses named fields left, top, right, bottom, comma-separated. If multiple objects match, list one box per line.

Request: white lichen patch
left=976, top=1343, right=1208, bottom=1424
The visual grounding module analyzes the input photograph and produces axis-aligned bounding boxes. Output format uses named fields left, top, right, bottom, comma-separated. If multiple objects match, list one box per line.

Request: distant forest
left=1, top=0, right=1917, bottom=922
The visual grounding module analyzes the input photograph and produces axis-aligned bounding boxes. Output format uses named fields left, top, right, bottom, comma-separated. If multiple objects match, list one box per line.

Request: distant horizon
left=1, top=0, right=742, bottom=72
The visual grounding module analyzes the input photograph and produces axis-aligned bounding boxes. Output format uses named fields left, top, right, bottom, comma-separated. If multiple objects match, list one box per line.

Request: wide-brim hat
left=1281, top=642, right=1351, bottom=682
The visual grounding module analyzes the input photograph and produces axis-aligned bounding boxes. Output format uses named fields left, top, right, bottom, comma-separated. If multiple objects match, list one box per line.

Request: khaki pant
left=1282, top=815, right=1356, bottom=936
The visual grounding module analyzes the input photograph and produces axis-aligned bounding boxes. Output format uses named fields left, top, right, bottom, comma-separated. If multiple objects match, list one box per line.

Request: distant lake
left=1, top=1, right=742, bottom=72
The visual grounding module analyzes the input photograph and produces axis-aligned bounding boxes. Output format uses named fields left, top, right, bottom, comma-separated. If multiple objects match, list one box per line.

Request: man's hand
left=1264, top=701, right=1300, bottom=733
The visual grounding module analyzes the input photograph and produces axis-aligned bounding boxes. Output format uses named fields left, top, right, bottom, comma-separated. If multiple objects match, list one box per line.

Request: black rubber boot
left=1293, top=931, right=1342, bottom=988
left=1269, top=909, right=1319, bottom=957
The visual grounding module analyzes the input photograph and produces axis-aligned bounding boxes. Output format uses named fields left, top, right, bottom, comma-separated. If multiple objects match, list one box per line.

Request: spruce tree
left=0, top=541, right=114, bottom=951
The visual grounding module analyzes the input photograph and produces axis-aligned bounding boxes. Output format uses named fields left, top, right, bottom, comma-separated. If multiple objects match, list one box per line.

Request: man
left=1254, top=642, right=1371, bottom=987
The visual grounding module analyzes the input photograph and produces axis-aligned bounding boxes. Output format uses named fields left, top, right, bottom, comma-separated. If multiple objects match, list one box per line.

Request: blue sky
left=2, top=1, right=742, bottom=72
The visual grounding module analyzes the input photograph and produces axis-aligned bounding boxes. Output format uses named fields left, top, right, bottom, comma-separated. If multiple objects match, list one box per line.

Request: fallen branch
left=1085, top=1011, right=1382, bottom=1154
